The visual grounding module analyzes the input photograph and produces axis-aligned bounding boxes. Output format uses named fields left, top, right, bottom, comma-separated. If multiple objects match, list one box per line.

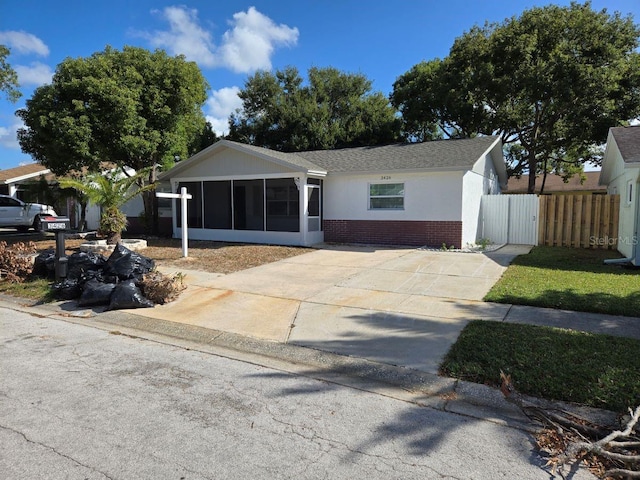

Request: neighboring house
left=599, top=125, right=640, bottom=263
left=507, top=171, right=606, bottom=195
left=0, top=163, right=100, bottom=230
left=0, top=163, right=162, bottom=233
left=158, top=137, right=507, bottom=248
left=0, top=163, right=51, bottom=199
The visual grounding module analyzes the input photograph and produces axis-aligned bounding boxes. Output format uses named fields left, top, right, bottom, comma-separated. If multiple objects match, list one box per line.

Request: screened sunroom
left=159, top=140, right=326, bottom=246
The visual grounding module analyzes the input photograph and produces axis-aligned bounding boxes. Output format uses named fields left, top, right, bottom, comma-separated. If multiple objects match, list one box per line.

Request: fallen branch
left=499, top=371, right=640, bottom=479
left=604, top=468, right=640, bottom=478
left=499, top=371, right=610, bottom=439
left=558, top=405, right=640, bottom=479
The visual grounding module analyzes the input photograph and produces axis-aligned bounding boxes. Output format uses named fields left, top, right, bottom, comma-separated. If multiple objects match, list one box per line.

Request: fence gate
left=481, top=194, right=539, bottom=245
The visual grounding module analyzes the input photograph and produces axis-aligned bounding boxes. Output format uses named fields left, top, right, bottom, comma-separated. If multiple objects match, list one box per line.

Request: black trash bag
left=77, top=269, right=107, bottom=288
left=67, top=251, right=106, bottom=280
left=32, top=249, right=56, bottom=279
left=101, top=273, right=120, bottom=285
left=78, top=279, right=117, bottom=307
left=106, top=279, right=154, bottom=310
left=104, top=244, right=155, bottom=281
left=51, top=278, right=81, bottom=300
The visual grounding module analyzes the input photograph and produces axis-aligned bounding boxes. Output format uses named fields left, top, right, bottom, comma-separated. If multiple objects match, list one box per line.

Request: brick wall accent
left=323, top=220, right=462, bottom=248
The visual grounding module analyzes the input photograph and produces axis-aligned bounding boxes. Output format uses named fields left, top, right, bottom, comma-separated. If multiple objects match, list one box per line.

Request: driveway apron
left=142, top=244, right=528, bottom=374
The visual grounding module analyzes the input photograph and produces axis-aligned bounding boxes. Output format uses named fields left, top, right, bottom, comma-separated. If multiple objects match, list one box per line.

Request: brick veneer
left=323, top=220, right=463, bottom=248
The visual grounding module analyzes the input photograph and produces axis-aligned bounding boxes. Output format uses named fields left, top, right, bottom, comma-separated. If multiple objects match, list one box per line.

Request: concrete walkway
left=123, top=242, right=635, bottom=375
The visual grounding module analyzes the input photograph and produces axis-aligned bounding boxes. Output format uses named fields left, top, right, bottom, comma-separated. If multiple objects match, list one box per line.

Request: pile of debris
left=33, top=244, right=185, bottom=311
left=500, top=372, right=640, bottom=478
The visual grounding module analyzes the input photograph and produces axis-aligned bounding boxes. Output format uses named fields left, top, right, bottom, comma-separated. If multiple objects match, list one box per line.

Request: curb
left=0, top=293, right=620, bottom=434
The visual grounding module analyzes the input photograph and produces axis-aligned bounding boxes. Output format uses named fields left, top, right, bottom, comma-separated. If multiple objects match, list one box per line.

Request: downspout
left=603, top=257, right=634, bottom=265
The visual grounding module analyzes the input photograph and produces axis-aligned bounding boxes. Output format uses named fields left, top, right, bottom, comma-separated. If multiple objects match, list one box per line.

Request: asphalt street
left=0, top=307, right=595, bottom=480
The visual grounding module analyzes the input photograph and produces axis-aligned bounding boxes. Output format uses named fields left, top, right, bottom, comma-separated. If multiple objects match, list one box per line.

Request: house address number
left=47, top=223, right=67, bottom=230
left=380, top=175, right=391, bottom=180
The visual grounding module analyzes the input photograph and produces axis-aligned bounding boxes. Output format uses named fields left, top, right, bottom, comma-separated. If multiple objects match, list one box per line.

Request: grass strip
left=0, top=277, right=54, bottom=301
left=484, top=246, right=640, bottom=317
left=440, top=320, right=640, bottom=412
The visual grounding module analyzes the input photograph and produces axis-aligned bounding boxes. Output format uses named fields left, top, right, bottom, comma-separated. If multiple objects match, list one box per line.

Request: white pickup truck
left=0, top=195, right=58, bottom=232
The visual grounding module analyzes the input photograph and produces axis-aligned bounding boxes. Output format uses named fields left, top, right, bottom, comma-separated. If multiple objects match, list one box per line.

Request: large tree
left=0, top=45, right=21, bottom=102
left=391, top=2, right=640, bottom=192
left=229, top=66, right=401, bottom=151
left=17, top=46, right=209, bottom=232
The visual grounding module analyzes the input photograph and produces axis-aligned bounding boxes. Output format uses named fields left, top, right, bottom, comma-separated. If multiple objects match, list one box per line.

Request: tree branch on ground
left=499, top=371, right=639, bottom=479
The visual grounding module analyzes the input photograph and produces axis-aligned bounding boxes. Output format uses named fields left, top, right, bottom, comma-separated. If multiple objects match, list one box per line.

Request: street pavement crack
left=1, top=423, right=115, bottom=479
left=265, top=413, right=462, bottom=479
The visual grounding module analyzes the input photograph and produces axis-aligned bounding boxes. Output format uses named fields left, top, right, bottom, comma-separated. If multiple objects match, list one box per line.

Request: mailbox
left=40, top=216, right=71, bottom=232
left=39, top=217, right=71, bottom=281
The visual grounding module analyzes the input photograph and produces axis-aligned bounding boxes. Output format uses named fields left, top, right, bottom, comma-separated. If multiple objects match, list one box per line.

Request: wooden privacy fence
left=538, top=194, right=619, bottom=249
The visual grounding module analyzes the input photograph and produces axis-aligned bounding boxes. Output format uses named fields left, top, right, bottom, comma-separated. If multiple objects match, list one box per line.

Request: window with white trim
left=369, top=183, right=404, bottom=210
left=627, top=180, right=634, bottom=205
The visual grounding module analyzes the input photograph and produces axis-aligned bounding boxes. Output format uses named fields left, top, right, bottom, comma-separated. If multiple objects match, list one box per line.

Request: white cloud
left=141, top=6, right=299, bottom=73
left=0, top=120, right=23, bottom=150
left=15, top=62, right=53, bottom=86
left=206, top=86, right=242, bottom=135
left=219, top=7, right=299, bottom=73
left=0, top=30, right=49, bottom=56
left=146, top=6, right=217, bottom=67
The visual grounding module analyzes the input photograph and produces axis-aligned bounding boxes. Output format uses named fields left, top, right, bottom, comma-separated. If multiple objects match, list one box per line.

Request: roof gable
left=159, top=140, right=327, bottom=180
left=600, top=126, right=640, bottom=185
left=610, top=126, right=640, bottom=164
left=0, top=163, right=51, bottom=184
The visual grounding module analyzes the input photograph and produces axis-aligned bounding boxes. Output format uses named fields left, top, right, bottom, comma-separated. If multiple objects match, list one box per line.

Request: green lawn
left=440, top=321, right=640, bottom=412
left=484, top=246, right=640, bottom=317
left=0, top=277, right=53, bottom=301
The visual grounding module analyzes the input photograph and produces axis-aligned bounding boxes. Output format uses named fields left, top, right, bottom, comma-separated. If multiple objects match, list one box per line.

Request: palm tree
left=59, top=168, right=156, bottom=244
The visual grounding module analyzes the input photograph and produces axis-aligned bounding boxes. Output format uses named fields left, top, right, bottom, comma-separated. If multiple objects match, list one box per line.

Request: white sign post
left=156, top=187, right=193, bottom=257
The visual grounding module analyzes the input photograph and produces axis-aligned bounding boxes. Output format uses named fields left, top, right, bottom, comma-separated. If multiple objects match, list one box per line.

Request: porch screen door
left=307, top=185, right=320, bottom=232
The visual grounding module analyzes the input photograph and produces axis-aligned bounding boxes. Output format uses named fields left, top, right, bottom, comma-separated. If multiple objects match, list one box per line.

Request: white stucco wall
left=605, top=143, right=640, bottom=258
left=323, top=170, right=464, bottom=221
left=461, top=152, right=501, bottom=246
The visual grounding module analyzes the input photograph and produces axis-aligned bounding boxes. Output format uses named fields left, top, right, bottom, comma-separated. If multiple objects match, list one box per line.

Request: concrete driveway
left=145, top=244, right=530, bottom=373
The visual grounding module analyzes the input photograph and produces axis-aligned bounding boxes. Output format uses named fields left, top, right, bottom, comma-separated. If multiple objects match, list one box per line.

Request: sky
left=1, top=0, right=639, bottom=171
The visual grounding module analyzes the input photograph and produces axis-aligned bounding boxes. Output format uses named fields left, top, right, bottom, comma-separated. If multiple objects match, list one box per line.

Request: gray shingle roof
left=160, top=136, right=502, bottom=181
left=611, top=126, right=640, bottom=164
left=293, top=136, right=500, bottom=173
